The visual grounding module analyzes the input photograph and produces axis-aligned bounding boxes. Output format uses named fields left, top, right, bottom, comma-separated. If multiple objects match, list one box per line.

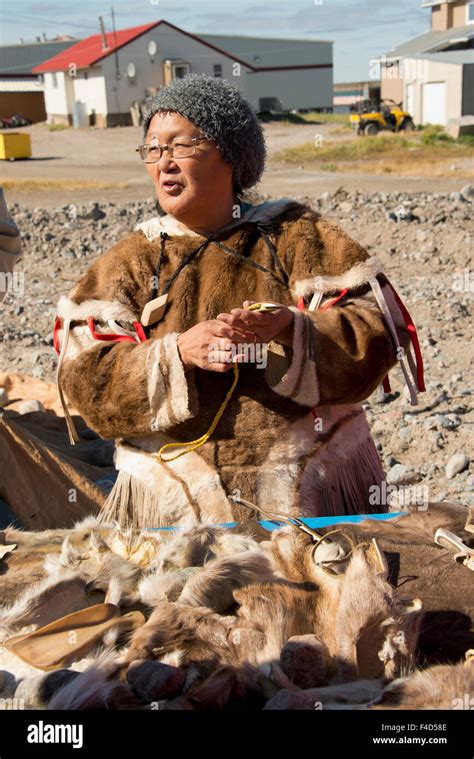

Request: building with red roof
left=32, top=19, right=333, bottom=127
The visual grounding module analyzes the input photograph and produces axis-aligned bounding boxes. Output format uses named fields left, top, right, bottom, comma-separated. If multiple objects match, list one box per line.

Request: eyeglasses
left=136, top=136, right=210, bottom=163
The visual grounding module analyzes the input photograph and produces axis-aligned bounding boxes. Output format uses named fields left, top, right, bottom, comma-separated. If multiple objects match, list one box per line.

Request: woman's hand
left=176, top=319, right=255, bottom=373
left=216, top=301, right=294, bottom=347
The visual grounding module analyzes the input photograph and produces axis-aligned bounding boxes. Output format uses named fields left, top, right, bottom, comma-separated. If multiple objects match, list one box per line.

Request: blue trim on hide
left=145, top=512, right=405, bottom=533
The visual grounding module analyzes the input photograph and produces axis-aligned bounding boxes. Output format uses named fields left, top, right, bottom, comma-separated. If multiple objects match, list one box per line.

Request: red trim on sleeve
left=87, top=317, right=137, bottom=344
left=54, top=315, right=148, bottom=358
left=386, top=284, right=425, bottom=392
left=133, top=321, right=147, bottom=343
left=53, top=316, right=62, bottom=356
left=320, top=288, right=350, bottom=312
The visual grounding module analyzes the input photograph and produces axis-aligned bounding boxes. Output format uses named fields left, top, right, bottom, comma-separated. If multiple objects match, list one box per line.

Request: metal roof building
left=33, top=20, right=333, bottom=127
left=0, top=40, right=77, bottom=77
left=386, top=23, right=474, bottom=58
left=0, top=39, right=78, bottom=122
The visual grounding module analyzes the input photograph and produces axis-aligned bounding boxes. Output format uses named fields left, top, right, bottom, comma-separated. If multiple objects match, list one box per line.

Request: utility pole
left=111, top=6, right=121, bottom=81
left=98, top=16, right=108, bottom=50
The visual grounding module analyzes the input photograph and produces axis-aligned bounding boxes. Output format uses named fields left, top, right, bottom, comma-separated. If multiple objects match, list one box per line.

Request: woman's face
left=143, top=111, right=234, bottom=229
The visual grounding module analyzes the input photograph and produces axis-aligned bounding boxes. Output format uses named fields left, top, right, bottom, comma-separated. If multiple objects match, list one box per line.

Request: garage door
left=405, top=83, right=414, bottom=118
left=422, top=82, right=446, bottom=125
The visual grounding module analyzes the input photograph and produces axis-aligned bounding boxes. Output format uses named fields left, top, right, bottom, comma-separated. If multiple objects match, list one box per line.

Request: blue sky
left=0, top=0, right=429, bottom=82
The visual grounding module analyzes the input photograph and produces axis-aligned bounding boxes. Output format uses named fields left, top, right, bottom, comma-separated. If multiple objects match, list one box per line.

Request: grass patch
left=297, top=111, right=350, bottom=125
left=274, top=129, right=473, bottom=176
left=259, top=111, right=349, bottom=125
left=47, top=123, right=69, bottom=131
left=335, top=157, right=473, bottom=178
left=456, top=134, right=474, bottom=147
left=421, top=124, right=454, bottom=145
left=328, top=125, right=354, bottom=136
left=275, top=133, right=415, bottom=162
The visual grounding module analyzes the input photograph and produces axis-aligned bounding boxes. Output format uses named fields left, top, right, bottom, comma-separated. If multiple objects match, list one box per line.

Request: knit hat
left=142, top=73, right=266, bottom=194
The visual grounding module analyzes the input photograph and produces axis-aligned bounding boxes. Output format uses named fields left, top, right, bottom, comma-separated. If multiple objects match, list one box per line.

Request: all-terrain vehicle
left=349, top=99, right=415, bottom=136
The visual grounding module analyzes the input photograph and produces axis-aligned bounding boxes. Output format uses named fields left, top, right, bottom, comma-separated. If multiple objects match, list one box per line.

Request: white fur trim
left=265, top=308, right=320, bottom=407
left=135, top=215, right=203, bottom=240
left=292, top=256, right=384, bottom=298
left=146, top=332, right=198, bottom=430
left=134, top=198, right=298, bottom=242
left=56, top=324, right=95, bottom=360
left=56, top=295, right=137, bottom=323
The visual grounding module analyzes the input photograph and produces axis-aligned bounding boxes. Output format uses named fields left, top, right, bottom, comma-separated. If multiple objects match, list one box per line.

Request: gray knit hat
left=142, top=73, right=266, bottom=194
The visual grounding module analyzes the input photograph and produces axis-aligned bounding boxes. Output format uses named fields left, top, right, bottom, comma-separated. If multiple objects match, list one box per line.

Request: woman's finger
left=230, top=309, right=273, bottom=327
left=215, top=313, right=240, bottom=327
left=215, top=312, right=257, bottom=335
left=209, top=322, right=239, bottom=338
left=211, top=336, right=233, bottom=351
left=205, top=358, right=234, bottom=373
left=210, top=321, right=255, bottom=342
left=208, top=350, right=233, bottom=365
left=216, top=313, right=256, bottom=335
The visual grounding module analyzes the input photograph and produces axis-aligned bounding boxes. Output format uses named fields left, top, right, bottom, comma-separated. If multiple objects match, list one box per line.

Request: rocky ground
left=0, top=185, right=472, bottom=509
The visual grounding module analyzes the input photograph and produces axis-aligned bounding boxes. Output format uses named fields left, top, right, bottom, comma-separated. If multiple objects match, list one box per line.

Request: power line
left=2, top=11, right=100, bottom=32
left=1, top=15, right=333, bottom=65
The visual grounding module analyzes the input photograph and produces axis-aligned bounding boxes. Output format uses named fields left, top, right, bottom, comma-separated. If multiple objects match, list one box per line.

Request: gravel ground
left=1, top=184, right=472, bottom=509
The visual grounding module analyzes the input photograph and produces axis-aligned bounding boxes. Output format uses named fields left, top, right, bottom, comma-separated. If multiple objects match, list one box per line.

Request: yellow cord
left=154, top=302, right=279, bottom=463
left=155, top=362, right=240, bottom=463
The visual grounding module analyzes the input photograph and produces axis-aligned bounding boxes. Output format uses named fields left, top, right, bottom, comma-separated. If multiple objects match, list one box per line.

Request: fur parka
left=54, top=198, right=419, bottom=528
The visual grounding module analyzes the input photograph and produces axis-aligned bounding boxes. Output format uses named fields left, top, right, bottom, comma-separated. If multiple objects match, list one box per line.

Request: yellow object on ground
left=0, top=132, right=31, bottom=160
left=349, top=100, right=414, bottom=137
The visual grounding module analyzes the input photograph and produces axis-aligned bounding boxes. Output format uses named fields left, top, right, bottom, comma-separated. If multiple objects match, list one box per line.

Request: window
left=468, top=2, right=474, bottom=23
left=213, top=64, right=222, bottom=77
left=51, top=72, right=58, bottom=88
left=173, top=64, right=190, bottom=79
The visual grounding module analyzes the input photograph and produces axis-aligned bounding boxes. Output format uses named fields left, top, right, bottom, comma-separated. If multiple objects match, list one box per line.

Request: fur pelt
left=0, top=504, right=472, bottom=710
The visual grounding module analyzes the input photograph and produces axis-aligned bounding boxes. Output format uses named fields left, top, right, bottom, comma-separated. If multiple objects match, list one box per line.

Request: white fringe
left=98, top=470, right=170, bottom=530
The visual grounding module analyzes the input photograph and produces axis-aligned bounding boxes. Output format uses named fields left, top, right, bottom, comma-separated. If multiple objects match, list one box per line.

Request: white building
left=377, top=0, right=474, bottom=127
left=33, top=19, right=333, bottom=127
left=404, top=50, right=474, bottom=127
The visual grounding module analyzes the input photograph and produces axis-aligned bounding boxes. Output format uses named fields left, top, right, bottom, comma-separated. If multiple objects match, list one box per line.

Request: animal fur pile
left=0, top=502, right=472, bottom=711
